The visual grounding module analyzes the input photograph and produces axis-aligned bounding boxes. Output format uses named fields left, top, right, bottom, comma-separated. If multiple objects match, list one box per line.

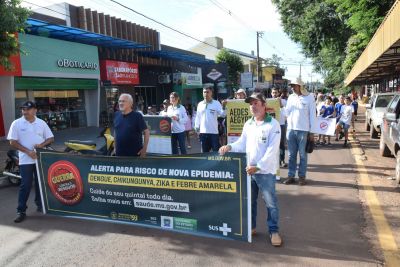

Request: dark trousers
left=17, top=164, right=42, bottom=213
left=171, top=132, right=187, bottom=155
left=280, top=124, right=287, bottom=162
left=199, top=133, right=220, bottom=152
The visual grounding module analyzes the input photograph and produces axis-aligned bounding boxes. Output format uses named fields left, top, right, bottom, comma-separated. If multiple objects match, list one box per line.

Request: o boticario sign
left=57, top=58, right=99, bottom=70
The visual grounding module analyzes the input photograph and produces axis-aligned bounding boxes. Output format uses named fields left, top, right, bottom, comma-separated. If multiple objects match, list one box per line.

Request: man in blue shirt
left=114, top=93, right=149, bottom=157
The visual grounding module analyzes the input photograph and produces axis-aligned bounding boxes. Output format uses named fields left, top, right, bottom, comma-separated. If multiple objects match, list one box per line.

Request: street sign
left=207, top=69, right=222, bottom=81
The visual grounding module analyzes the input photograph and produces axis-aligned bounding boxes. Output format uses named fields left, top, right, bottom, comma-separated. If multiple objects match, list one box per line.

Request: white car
left=365, top=92, right=395, bottom=138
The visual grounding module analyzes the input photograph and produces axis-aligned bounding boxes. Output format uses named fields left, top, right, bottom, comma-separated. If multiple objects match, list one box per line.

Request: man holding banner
left=219, top=92, right=282, bottom=247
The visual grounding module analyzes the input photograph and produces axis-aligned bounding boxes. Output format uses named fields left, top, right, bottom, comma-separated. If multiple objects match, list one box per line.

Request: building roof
left=345, top=1, right=400, bottom=86
left=26, top=18, right=151, bottom=49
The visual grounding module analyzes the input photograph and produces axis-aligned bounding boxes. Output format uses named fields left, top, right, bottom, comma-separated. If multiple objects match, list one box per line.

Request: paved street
left=0, top=111, right=393, bottom=266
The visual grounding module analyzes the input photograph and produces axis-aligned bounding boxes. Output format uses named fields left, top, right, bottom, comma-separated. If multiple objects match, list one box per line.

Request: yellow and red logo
left=47, top=161, right=84, bottom=205
left=159, top=119, right=171, bottom=133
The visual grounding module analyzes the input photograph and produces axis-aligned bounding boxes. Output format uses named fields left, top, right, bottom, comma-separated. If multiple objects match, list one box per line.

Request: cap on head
left=20, top=101, right=37, bottom=109
left=236, top=88, right=247, bottom=97
left=245, top=93, right=266, bottom=104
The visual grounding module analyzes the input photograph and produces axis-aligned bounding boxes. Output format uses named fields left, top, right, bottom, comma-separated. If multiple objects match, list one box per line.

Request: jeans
left=287, top=129, right=309, bottom=178
left=199, top=133, right=220, bottom=152
left=17, top=164, right=42, bottom=213
left=171, top=132, right=187, bottom=155
left=280, top=124, right=287, bottom=163
left=251, top=173, right=279, bottom=233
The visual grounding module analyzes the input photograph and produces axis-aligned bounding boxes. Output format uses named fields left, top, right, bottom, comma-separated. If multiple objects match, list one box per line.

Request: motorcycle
left=64, top=127, right=114, bottom=156
left=3, top=146, right=54, bottom=186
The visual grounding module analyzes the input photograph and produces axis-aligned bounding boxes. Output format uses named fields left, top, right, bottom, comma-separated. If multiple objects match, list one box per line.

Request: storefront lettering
left=57, top=59, right=99, bottom=70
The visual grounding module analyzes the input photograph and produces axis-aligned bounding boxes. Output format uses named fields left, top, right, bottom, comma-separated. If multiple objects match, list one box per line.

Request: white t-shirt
left=285, top=93, right=317, bottom=132
left=159, top=110, right=168, bottom=116
left=339, top=105, right=354, bottom=125
left=195, top=99, right=225, bottom=134
left=279, top=98, right=287, bottom=125
left=7, top=116, right=54, bottom=165
left=167, top=104, right=188, bottom=133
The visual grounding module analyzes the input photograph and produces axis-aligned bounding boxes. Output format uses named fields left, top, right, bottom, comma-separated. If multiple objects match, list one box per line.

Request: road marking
left=350, top=139, right=400, bottom=266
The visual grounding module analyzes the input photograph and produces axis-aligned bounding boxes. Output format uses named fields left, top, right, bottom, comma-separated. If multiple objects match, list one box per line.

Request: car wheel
left=379, top=134, right=391, bottom=157
left=365, top=119, right=370, bottom=131
left=396, top=151, right=400, bottom=185
left=370, top=124, right=378, bottom=139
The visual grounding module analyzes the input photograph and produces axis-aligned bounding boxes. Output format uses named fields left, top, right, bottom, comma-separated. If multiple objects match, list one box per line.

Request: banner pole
left=247, top=174, right=252, bottom=243
left=35, top=150, right=46, bottom=215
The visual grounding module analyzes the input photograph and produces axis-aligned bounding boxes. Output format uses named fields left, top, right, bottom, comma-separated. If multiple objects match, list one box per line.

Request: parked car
left=379, top=93, right=400, bottom=185
left=365, top=92, right=395, bottom=138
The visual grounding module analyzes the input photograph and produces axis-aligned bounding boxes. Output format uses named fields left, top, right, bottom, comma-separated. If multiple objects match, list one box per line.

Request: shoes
left=327, top=142, right=332, bottom=146
left=339, top=131, right=345, bottom=140
left=283, top=177, right=295, bottom=185
left=270, top=232, right=282, bottom=247
left=14, top=213, right=26, bottom=223
left=276, top=176, right=281, bottom=181
left=280, top=161, right=287, bottom=168
left=343, top=142, right=348, bottom=148
left=187, top=145, right=192, bottom=149
left=299, top=177, right=307, bottom=186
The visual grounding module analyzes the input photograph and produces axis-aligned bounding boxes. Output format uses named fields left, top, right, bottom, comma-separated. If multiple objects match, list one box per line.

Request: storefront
left=99, top=60, right=140, bottom=124
left=9, top=34, right=100, bottom=131
left=173, top=71, right=203, bottom=107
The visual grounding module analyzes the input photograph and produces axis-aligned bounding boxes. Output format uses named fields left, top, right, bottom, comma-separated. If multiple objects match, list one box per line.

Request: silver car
left=365, top=92, right=395, bottom=138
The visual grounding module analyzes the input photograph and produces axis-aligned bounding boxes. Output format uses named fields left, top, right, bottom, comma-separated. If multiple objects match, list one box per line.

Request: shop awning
left=345, top=1, right=400, bottom=86
left=138, top=50, right=215, bottom=64
left=25, top=18, right=151, bottom=49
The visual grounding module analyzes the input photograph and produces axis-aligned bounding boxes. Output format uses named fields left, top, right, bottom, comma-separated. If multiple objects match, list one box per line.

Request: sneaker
left=343, top=142, right=348, bottom=148
left=187, top=145, right=192, bottom=149
left=276, top=176, right=281, bottom=181
left=299, top=177, right=307, bottom=186
left=270, top=232, right=282, bottom=247
left=283, top=177, right=295, bottom=185
left=339, top=131, right=345, bottom=140
left=280, top=161, right=287, bottom=168
left=335, top=138, right=339, bottom=141
left=14, top=213, right=26, bottom=223
left=327, top=142, right=332, bottom=146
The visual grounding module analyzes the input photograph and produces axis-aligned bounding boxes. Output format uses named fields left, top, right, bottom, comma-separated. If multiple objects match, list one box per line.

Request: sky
left=22, top=0, right=323, bottom=83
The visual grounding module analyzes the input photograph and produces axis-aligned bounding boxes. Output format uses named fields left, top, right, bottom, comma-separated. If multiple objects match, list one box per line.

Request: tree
left=215, top=49, right=244, bottom=88
left=271, top=0, right=394, bottom=88
left=0, top=0, right=31, bottom=70
left=264, top=54, right=282, bottom=67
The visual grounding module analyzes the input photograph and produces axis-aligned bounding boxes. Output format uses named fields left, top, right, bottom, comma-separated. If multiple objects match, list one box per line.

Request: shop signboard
left=19, top=34, right=100, bottom=79
left=36, top=149, right=250, bottom=242
left=100, top=60, right=139, bottom=85
left=173, top=72, right=202, bottom=89
left=240, top=72, right=253, bottom=88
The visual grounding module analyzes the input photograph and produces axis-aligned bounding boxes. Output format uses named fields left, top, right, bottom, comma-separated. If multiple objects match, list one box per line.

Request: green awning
left=15, top=77, right=98, bottom=90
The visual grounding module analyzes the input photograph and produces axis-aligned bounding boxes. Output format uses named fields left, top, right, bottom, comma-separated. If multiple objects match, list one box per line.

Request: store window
left=15, top=90, right=87, bottom=131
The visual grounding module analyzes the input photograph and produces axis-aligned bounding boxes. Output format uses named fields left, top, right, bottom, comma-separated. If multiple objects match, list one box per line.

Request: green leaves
left=272, top=0, right=395, bottom=88
left=0, top=0, right=31, bottom=70
left=215, top=49, right=244, bottom=88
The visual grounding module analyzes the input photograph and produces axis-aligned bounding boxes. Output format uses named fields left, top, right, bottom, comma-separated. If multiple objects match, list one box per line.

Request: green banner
left=36, top=150, right=250, bottom=242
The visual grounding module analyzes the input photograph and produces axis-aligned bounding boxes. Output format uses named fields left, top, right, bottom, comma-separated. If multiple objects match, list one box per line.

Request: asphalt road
left=0, top=129, right=381, bottom=266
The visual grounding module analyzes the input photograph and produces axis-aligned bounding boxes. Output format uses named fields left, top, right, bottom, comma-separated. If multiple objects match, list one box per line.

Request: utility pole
left=256, top=31, right=264, bottom=83
left=299, top=63, right=302, bottom=82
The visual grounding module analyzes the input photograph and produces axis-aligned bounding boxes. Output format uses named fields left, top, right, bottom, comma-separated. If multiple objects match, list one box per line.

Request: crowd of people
left=7, top=83, right=359, bottom=248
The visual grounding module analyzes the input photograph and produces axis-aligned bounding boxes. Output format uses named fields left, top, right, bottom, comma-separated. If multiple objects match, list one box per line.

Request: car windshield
left=375, top=95, right=394, bottom=107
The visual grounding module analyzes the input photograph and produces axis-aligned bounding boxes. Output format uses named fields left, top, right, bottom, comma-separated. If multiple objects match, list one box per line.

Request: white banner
left=313, top=117, right=337, bottom=136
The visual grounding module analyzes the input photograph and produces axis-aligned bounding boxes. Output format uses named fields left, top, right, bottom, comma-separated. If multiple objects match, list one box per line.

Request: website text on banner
left=36, top=150, right=250, bottom=242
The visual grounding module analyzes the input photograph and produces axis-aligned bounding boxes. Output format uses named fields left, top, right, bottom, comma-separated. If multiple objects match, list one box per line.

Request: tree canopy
left=0, top=0, right=31, bottom=70
left=272, top=0, right=395, bottom=88
left=215, top=49, right=244, bottom=88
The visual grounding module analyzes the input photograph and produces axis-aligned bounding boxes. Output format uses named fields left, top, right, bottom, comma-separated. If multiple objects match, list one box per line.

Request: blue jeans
left=287, top=129, right=309, bottom=178
left=280, top=124, right=287, bottom=162
left=199, top=133, right=220, bottom=152
left=17, top=164, right=42, bottom=213
left=251, top=173, right=279, bottom=233
left=171, top=132, right=187, bottom=155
